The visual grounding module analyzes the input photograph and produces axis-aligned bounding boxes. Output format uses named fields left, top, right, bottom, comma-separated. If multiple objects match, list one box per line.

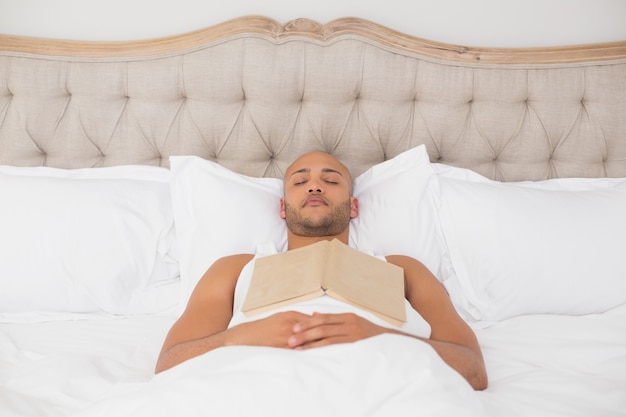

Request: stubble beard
left=283, top=199, right=352, bottom=237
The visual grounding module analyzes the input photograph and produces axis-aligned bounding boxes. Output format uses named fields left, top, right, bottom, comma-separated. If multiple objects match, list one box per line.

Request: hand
left=287, top=312, right=392, bottom=350
left=227, top=311, right=312, bottom=348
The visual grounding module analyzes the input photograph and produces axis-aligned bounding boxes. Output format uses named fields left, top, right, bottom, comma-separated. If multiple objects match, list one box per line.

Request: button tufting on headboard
left=1, top=20, right=625, bottom=180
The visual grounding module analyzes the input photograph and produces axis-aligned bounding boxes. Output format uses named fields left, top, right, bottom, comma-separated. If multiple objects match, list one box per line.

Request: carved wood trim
left=1, top=15, right=625, bottom=64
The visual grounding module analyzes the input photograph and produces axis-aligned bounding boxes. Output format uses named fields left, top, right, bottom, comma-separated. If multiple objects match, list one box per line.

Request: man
left=155, top=151, right=488, bottom=390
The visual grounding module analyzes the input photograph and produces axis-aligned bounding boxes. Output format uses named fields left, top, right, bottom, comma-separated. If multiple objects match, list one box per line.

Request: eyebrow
left=289, top=168, right=344, bottom=177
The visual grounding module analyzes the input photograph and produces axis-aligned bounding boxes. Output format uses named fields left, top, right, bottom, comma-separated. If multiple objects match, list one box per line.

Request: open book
left=242, top=239, right=406, bottom=326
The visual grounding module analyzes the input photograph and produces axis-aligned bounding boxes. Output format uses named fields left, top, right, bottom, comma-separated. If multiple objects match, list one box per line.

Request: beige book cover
left=242, top=239, right=406, bottom=326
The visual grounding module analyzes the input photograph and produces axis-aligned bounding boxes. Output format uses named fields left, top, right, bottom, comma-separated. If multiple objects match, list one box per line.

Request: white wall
left=0, top=0, right=625, bottom=47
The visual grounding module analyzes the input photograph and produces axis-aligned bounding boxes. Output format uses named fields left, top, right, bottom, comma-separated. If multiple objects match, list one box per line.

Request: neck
left=286, top=229, right=349, bottom=251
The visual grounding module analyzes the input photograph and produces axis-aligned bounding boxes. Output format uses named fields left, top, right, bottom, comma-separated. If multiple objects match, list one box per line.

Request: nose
left=308, top=181, right=323, bottom=193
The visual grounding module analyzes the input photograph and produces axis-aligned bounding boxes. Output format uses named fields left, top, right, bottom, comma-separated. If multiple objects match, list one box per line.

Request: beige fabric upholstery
left=1, top=20, right=625, bottom=181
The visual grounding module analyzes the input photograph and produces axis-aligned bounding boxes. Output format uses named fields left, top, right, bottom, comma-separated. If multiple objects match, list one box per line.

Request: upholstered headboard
left=1, top=16, right=625, bottom=181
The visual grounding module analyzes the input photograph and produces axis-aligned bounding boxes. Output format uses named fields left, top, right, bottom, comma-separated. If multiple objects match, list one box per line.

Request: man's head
left=280, top=152, right=358, bottom=241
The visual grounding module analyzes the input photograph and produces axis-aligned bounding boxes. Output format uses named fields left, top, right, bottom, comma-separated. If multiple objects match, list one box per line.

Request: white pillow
left=351, top=145, right=446, bottom=279
left=0, top=165, right=179, bottom=319
left=170, top=146, right=446, bottom=307
left=169, top=156, right=287, bottom=306
left=435, top=165, right=626, bottom=322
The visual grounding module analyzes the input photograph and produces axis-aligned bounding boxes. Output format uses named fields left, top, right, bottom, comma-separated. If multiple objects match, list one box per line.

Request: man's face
left=281, top=152, right=358, bottom=237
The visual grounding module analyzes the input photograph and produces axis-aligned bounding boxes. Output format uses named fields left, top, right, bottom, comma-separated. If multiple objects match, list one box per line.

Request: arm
left=388, top=255, right=488, bottom=390
left=154, top=254, right=309, bottom=373
left=286, top=255, right=488, bottom=390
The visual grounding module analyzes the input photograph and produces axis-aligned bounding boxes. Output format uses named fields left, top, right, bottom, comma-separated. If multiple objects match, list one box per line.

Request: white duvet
left=1, top=305, right=626, bottom=417
left=77, top=334, right=483, bottom=417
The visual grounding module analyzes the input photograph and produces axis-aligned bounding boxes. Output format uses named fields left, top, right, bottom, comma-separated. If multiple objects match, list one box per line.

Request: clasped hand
left=231, top=311, right=392, bottom=350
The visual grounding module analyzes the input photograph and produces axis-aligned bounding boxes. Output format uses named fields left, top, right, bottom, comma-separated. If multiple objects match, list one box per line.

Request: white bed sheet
left=0, top=315, right=174, bottom=417
left=475, top=304, right=626, bottom=417
left=1, top=305, right=625, bottom=417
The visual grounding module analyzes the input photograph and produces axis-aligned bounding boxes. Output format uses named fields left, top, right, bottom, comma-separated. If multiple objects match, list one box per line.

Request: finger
left=288, top=322, right=350, bottom=348
left=294, top=331, right=357, bottom=350
left=294, top=337, right=336, bottom=350
left=292, top=312, right=347, bottom=333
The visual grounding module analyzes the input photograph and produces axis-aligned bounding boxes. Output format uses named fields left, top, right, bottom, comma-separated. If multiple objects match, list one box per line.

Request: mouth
left=302, top=196, right=328, bottom=207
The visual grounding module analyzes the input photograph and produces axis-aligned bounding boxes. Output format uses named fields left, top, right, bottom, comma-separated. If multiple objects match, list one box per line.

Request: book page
left=241, top=241, right=327, bottom=315
left=324, top=239, right=406, bottom=326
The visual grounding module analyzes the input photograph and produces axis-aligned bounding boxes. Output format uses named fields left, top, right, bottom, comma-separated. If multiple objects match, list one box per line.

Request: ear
left=279, top=197, right=286, bottom=219
left=350, top=196, right=359, bottom=219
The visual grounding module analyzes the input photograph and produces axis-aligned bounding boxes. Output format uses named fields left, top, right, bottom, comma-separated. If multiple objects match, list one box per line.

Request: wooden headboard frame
left=2, top=16, right=626, bottom=64
left=1, top=16, right=625, bottom=180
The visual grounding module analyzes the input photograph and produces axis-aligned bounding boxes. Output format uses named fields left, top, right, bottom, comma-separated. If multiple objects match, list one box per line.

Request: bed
left=1, top=15, right=625, bottom=417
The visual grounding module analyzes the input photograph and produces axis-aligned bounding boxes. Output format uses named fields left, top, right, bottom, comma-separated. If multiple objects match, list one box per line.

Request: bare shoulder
left=182, top=253, right=255, bottom=312
left=384, top=254, right=438, bottom=289
left=384, top=254, right=456, bottom=321
left=210, top=253, right=256, bottom=273
left=193, top=253, right=255, bottom=293
left=385, top=254, right=430, bottom=274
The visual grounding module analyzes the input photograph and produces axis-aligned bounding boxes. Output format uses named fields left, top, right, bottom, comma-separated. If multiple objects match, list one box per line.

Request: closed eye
left=323, top=175, right=341, bottom=185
